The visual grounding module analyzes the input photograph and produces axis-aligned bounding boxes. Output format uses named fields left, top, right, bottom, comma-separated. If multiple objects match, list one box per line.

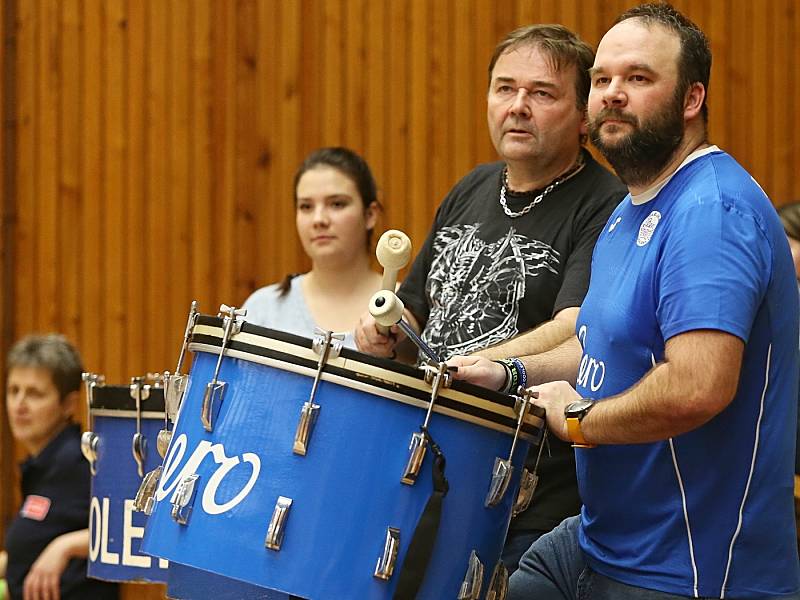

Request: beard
left=588, top=90, right=685, bottom=188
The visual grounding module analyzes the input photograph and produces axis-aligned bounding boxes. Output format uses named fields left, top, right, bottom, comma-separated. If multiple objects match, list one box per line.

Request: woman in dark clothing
left=1, top=334, right=117, bottom=600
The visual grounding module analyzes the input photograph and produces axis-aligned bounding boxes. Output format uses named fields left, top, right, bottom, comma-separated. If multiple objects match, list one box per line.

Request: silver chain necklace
left=499, top=156, right=586, bottom=218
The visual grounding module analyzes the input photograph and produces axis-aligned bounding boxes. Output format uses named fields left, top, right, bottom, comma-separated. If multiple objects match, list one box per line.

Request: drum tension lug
left=513, top=468, right=538, bottom=517
left=374, top=527, right=400, bottom=581
left=164, top=372, right=189, bottom=421
left=400, top=362, right=449, bottom=485
left=484, top=457, right=513, bottom=508
left=200, top=304, right=246, bottom=432
left=81, top=372, right=105, bottom=476
left=486, top=560, right=509, bottom=600
left=293, top=402, right=320, bottom=456
left=401, top=431, right=427, bottom=485
left=156, top=429, right=173, bottom=459
left=171, top=473, right=200, bottom=525
left=130, top=377, right=149, bottom=478
left=265, top=496, right=293, bottom=551
left=485, top=387, right=536, bottom=507
left=133, top=465, right=163, bottom=515
left=201, top=381, right=226, bottom=432
left=458, top=550, right=484, bottom=600
left=80, top=431, right=100, bottom=476
left=293, top=329, right=344, bottom=456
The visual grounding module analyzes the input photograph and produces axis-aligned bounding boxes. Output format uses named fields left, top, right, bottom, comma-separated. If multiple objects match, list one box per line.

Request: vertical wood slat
left=233, top=0, right=256, bottom=305
left=769, top=1, right=790, bottom=204
left=407, top=0, right=428, bottom=245
left=322, top=0, right=343, bottom=145
left=0, top=0, right=16, bottom=546
left=14, top=0, right=36, bottom=337
left=60, top=0, right=82, bottom=347
left=386, top=1, right=410, bottom=246
left=189, top=0, right=212, bottom=310
left=793, top=0, right=800, bottom=205
left=2, top=4, right=800, bottom=599
left=364, top=0, right=386, bottom=219
left=37, top=0, right=59, bottom=333
left=167, top=0, right=192, bottom=348
left=750, top=1, right=769, bottom=195
left=80, top=0, right=104, bottom=376
left=104, top=0, right=126, bottom=381
left=125, top=0, right=146, bottom=377
left=144, top=1, right=167, bottom=371
left=279, top=0, right=304, bottom=280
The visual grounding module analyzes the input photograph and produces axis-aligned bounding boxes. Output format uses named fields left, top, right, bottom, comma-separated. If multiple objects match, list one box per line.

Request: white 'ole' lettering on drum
left=577, top=325, right=606, bottom=392
left=89, top=497, right=169, bottom=568
left=156, top=433, right=261, bottom=515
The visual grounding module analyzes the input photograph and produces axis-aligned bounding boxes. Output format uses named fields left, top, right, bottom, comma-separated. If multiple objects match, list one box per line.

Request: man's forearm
left=474, top=307, right=579, bottom=360
left=582, top=362, right=715, bottom=443
left=580, top=331, right=741, bottom=444
left=523, top=334, right=583, bottom=385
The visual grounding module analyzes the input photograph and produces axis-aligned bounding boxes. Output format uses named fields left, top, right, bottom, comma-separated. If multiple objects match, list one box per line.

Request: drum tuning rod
left=375, top=230, right=412, bottom=335
left=369, top=289, right=440, bottom=364
left=175, top=300, right=199, bottom=375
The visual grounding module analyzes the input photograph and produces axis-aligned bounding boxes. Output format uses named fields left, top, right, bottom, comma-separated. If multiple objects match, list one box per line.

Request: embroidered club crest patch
left=21, top=494, right=51, bottom=521
left=637, top=211, right=662, bottom=246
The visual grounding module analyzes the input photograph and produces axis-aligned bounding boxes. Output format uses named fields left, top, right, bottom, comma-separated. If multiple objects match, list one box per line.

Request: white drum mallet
left=373, top=230, right=412, bottom=335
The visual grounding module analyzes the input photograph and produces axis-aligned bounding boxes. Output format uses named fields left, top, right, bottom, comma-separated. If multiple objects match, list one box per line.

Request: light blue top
left=575, top=148, right=800, bottom=598
left=242, top=275, right=357, bottom=349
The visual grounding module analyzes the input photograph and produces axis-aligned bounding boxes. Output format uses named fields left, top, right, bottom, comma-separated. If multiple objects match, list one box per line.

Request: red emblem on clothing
left=20, top=494, right=51, bottom=521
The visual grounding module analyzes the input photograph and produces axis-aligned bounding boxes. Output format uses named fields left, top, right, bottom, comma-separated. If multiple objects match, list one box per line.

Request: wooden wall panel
left=1, top=1, right=798, bottom=597
left=0, top=0, right=14, bottom=547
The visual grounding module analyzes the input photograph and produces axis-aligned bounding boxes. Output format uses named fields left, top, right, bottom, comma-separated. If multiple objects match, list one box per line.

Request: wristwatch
left=565, top=399, right=597, bottom=448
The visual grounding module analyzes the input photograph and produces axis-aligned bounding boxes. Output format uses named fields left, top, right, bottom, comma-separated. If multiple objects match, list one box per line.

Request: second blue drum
left=84, top=376, right=170, bottom=583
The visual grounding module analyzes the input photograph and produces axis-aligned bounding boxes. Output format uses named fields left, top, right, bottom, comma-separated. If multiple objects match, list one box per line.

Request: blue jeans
left=502, top=529, right=546, bottom=574
left=508, top=515, right=800, bottom=600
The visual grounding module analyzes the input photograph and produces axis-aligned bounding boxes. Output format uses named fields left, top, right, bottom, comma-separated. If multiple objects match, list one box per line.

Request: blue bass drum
left=83, top=378, right=170, bottom=583
left=142, top=315, right=544, bottom=599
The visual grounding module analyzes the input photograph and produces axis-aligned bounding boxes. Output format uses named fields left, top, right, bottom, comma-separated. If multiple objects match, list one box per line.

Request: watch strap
left=566, top=416, right=596, bottom=448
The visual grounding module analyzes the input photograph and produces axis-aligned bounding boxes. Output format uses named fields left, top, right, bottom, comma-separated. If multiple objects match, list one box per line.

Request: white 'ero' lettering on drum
left=577, top=325, right=605, bottom=392
left=156, top=433, right=261, bottom=515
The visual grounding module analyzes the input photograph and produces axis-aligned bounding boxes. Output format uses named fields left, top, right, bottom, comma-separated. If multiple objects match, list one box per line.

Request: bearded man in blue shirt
left=451, top=3, right=800, bottom=598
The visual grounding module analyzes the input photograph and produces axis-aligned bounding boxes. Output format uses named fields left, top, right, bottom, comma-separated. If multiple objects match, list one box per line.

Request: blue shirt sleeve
left=655, top=196, right=772, bottom=343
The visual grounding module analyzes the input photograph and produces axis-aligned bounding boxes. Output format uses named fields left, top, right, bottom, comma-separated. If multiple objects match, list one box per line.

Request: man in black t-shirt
left=355, top=25, right=626, bottom=572
left=1, top=335, right=117, bottom=600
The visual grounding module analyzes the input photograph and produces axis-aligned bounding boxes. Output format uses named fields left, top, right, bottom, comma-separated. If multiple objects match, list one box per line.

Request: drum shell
left=88, top=386, right=169, bottom=583
left=167, top=563, right=290, bottom=599
left=143, top=328, right=537, bottom=599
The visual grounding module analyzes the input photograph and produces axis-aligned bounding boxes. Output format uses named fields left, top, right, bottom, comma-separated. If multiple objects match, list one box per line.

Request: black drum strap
left=393, top=429, right=449, bottom=600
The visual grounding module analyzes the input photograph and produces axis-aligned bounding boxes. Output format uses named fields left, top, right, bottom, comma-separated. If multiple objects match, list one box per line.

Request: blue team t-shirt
left=575, top=148, right=800, bottom=598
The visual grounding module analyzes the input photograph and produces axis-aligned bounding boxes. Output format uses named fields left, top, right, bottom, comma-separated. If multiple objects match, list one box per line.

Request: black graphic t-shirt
left=398, top=149, right=627, bottom=531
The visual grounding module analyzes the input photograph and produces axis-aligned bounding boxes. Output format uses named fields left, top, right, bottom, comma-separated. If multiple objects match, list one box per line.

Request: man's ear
left=684, top=82, right=706, bottom=121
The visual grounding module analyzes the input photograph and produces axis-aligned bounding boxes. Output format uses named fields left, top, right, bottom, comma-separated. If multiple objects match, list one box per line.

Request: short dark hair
left=487, top=24, right=595, bottom=111
left=7, top=334, right=83, bottom=401
left=615, top=2, right=711, bottom=122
